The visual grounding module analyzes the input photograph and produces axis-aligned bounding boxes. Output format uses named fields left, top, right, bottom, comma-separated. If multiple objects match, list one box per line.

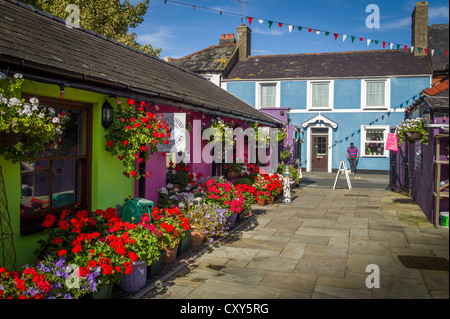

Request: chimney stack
left=219, top=33, right=236, bottom=45
left=411, top=1, right=428, bottom=56
left=237, top=24, right=251, bottom=61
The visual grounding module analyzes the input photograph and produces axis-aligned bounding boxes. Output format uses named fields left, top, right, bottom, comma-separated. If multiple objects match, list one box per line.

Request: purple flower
left=64, top=294, right=73, bottom=299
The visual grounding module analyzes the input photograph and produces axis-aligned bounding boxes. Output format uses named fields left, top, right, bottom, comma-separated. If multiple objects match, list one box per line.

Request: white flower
left=37, top=112, right=45, bottom=119
left=29, top=97, right=39, bottom=105
left=7, top=97, right=21, bottom=107
left=0, top=72, right=6, bottom=80
left=13, top=73, right=23, bottom=79
left=52, top=117, right=60, bottom=124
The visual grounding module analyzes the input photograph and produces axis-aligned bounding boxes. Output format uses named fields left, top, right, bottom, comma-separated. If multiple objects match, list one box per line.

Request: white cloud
left=429, top=6, right=450, bottom=19
left=252, top=26, right=284, bottom=36
left=137, top=27, right=177, bottom=52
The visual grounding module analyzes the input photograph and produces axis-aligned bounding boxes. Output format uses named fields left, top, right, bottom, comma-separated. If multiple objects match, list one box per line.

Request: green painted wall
left=0, top=80, right=134, bottom=269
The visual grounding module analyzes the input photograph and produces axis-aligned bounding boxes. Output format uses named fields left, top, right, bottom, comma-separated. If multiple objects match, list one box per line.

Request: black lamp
left=102, top=100, right=114, bottom=129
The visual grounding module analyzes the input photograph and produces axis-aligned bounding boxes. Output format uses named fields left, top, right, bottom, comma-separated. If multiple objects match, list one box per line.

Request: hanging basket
left=405, top=131, right=422, bottom=143
left=0, top=131, right=23, bottom=147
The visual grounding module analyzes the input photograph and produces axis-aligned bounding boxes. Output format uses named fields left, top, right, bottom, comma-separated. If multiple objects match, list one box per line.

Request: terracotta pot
left=190, top=228, right=205, bottom=246
left=163, top=242, right=180, bottom=264
left=226, top=170, right=240, bottom=179
left=257, top=199, right=266, bottom=206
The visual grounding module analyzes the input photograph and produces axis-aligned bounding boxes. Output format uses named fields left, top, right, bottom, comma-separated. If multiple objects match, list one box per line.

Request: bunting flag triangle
left=431, top=49, right=434, bottom=56
left=359, top=37, right=363, bottom=42
left=396, top=44, right=400, bottom=50
left=382, top=42, right=386, bottom=48
left=438, top=50, right=441, bottom=55
left=389, top=43, right=394, bottom=49
left=411, top=46, right=414, bottom=53
left=418, top=47, right=421, bottom=53
left=325, top=31, right=330, bottom=36
left=288, top=25, right=293, bottom=33
left=374, top=40, right=379, bottom=44
left=342, top=34, right=347, bottom=42
left=268, top=21, right=273, bottom=28
left=278, top=22, right=283, bottom=28
left=315, top=30, right=320, bottom=35
left=258, top=19, right=263, bottom=24
left=334, top=33, right=338, bottom=40
left=248, top=17, right=253, bottom=25
left=308, top=28, right=312, bottom=32
left=445, top=51, right=448, bottom=57
left=367, top=39, right=371, bottom=46
left=424, top=48, right=428, bottom=54
left=351, top=36, right=356, bottom=43
left=298, top=26, right=303, bottom=31
left=404, top=45, right=408, bottom=52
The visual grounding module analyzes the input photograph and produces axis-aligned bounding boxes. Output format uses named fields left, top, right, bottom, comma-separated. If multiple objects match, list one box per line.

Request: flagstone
left=294, top=255, right=347, bottom=278
left=258, top=271, right=317, bottom=294
left=247, top=256, right=299, bottom=272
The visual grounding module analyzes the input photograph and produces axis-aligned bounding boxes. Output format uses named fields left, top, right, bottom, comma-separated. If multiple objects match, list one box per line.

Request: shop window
left=361, top=125, right=389, bottom=157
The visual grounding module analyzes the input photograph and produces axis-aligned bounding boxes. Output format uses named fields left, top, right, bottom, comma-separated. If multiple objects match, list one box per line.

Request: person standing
left=347, top=143, right=359, bottom=174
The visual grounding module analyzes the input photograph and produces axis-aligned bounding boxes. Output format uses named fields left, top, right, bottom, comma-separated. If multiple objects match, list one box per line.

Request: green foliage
left=21, top=0, right=161, bottom=57
left=0, top=74, right=62, bottom=163
left=397, top=118, right=429, bottom=146
left=233, top=177, right=253, bottom=186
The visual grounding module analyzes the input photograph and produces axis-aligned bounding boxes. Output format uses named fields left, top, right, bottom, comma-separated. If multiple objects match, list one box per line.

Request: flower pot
left=190, top=228, right=206, bottom=246
left=163, top=242, right=180, bottom=265
left=118, top=261, right=147, bottom=292
left=226, top=170, right=240, bottom=179
left=405, top=131, right=422, bottom=143
left=257, top=199, right=266, bottom=206
left=227, top=213, right=238, bottom=229
left=177, top=229, right=193, bottom=257
left=148, top=250, right=166, bottom=279
left=93, top=284, right=113, bottom=299
left=0, top=130, right=23, bottom=147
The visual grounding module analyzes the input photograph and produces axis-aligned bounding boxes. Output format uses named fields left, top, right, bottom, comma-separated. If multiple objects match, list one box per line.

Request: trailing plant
left=104, top=99, right=170, bottom=179
left=0, top=72, right=65, bottom=163
left=397, top=117, right=429, bottom=146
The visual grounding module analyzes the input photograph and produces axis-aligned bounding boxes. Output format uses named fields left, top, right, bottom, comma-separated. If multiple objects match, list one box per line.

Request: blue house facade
left=214, top=24, right=433, bottom=173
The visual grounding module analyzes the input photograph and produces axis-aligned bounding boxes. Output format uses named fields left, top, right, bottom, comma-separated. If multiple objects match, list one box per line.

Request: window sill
left=362, top=107, right=389, bottom=111
left=308, top=108, right=333, bottom=112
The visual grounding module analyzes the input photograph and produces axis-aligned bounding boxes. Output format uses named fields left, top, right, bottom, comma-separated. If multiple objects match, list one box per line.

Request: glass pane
left=57, top=108, right=86, bottom=156
left=20, top=160, right=51, bottom=215
left=366, top=81, right=385, bottom=106
left=366, top=129, right=385, bottom=142
left=365, top=142, right=385, bottom=156
left=261, top=84, right=276, bottom=107
left=314, top=137, right=327, bottom=155
left=52, top=158, right=80, bottom=208
left=312, top=83, right=329, bottom=108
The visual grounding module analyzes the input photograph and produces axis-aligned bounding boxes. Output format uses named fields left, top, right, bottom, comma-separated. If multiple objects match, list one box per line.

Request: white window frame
left=360, top=125, right=390, bottom=158
left=361, top=78, right=391, bottom=110
left=256, top=81, right=280, bottom=109
left=307, top=80, right=334, bottom=111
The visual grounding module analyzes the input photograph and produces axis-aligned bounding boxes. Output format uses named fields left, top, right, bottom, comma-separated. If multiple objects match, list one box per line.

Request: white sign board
left=333, top=161, right=352, bottom=190
left=156, top=113, right=186, bottom=153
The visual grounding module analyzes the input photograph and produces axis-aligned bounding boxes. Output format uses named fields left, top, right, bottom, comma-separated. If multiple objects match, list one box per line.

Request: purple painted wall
left=410, top=113, right=449, bottom=225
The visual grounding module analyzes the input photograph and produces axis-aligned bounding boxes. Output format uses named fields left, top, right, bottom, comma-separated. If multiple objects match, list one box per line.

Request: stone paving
left=140, top=172, right=449, bottom=299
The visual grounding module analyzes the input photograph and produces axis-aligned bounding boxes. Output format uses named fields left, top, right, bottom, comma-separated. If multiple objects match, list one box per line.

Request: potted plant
left=150, top=207, right=190, bottom=264
left=185, top=202, right=231, bottom=244
left=225, top=162, right=244, bottom=179
left=397, top=118, right=429, bottom=146
left=170, top=169, right=190, bottom=191
left=104, top=99, right=170, bottom=179
left=0, top=73, right=66, bottom=163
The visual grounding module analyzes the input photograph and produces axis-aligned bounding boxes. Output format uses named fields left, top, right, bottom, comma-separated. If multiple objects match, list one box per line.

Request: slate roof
left=0, top=0, right=281, bottom=125
left=224, top=50, right=432, bottom=80
left=428, top=24, right=449, bottom=73
left=172, top=44, right=236, bottom=73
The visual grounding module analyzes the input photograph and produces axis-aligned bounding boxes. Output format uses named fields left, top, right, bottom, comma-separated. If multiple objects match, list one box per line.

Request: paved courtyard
left=139, top=172, right=449, bottom=299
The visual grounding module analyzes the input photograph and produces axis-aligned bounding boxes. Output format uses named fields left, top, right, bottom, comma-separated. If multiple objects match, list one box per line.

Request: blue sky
left=134, top=0, right=449, bottom=59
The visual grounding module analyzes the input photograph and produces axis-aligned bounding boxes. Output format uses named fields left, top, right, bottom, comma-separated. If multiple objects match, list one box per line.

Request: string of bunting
left=162, top=0, right=449, bottom=56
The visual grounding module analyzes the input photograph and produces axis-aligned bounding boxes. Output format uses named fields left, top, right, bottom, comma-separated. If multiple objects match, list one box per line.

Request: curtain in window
left=312, top=83, right=329, bottom=108
left=364, top=128, right=386, bottom=156
left=261, top=84, right=276, bottom=108
left=366, top=81, right=385, bottom=106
